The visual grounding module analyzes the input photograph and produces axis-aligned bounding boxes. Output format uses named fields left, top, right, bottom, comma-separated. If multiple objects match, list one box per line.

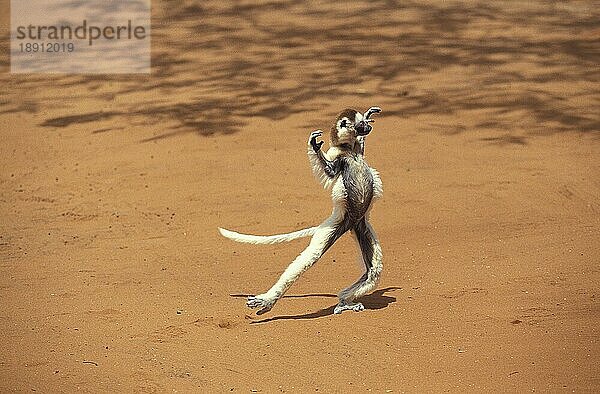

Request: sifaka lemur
left=219, top=107, right=383, bottom=315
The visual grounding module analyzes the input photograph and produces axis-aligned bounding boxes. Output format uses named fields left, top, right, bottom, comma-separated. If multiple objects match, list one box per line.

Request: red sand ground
left=1, top=1, right=598, bottom=392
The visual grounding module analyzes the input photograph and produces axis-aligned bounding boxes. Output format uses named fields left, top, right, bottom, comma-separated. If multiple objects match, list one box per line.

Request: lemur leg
left=335, top=218, right=382, bottom=314
left=247, top=216, right=352, bottom=315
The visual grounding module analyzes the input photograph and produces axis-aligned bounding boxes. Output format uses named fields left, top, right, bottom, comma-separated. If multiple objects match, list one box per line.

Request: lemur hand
left=309, top=130, right=324, bottom=152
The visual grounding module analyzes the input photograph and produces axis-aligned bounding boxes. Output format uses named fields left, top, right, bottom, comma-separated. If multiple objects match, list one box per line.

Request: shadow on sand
left=247, top=286, right=402, bottom=324
left=1, top=1, right=597, bottom=141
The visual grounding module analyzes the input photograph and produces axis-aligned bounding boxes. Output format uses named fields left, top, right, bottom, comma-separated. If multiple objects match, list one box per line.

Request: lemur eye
left=340, top=119, right=347, bottom=128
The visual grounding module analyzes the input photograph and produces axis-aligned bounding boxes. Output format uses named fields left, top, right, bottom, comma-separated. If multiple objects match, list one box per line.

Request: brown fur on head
left=330, top=108, right=360, bottom=148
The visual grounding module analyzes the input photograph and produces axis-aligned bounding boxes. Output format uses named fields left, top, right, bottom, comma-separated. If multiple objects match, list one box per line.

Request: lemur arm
left=355, top=136, right=365, bottom=156
left=312, top=144, right=341, bottom=178
left=308, top=130, right=342, bottom=188
left=354, top=106, right=381, bottom=156
left=309, top=131, right=342, bottom=177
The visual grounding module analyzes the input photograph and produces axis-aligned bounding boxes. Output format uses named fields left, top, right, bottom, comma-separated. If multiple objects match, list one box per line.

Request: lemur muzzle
left=355, top=121, right=372, bottom=136
left=356, top=106, right=381, bottom=136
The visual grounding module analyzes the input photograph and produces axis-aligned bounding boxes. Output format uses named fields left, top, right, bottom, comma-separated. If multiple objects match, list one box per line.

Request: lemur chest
left=340, top=155, right=374, bottom=217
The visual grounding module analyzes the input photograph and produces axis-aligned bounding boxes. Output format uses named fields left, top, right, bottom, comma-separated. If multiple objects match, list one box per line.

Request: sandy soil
left=1, top=0, right=599, bottom=392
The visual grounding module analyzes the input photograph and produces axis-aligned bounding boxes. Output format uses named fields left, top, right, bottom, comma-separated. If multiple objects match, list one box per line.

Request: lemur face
left=331, top=108, right=373, bottom=146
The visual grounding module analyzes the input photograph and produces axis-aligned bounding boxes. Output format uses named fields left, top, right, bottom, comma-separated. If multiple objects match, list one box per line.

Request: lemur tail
left=218, top=226, right=317, bottom=244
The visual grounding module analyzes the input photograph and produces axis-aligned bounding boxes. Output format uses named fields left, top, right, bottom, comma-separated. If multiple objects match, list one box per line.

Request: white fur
left=370, top=167, right=383, bottom=199
left=335, top=117, right=353, bottom=145
left=307, top=144, right=344, bottom=189
left=246, top=206, right=347, bottom=314
left=218, top=226, right=317, bottom=244
left=220, top=111, right=383, bottom=315
left=341, top=221, right=382, bottom=301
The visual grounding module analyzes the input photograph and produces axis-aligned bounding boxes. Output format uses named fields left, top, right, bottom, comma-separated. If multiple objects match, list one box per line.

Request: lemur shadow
left=247, top=286, right=401, bottom=324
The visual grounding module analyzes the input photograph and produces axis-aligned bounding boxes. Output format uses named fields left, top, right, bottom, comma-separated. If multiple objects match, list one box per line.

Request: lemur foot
left=247, top=294, right=276, bottom=315
left=334, top=302, right=365, bottom=314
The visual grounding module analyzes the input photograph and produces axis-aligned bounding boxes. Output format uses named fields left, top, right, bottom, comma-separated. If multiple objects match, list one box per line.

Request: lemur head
left=331, top=107, right=381, bottom=147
